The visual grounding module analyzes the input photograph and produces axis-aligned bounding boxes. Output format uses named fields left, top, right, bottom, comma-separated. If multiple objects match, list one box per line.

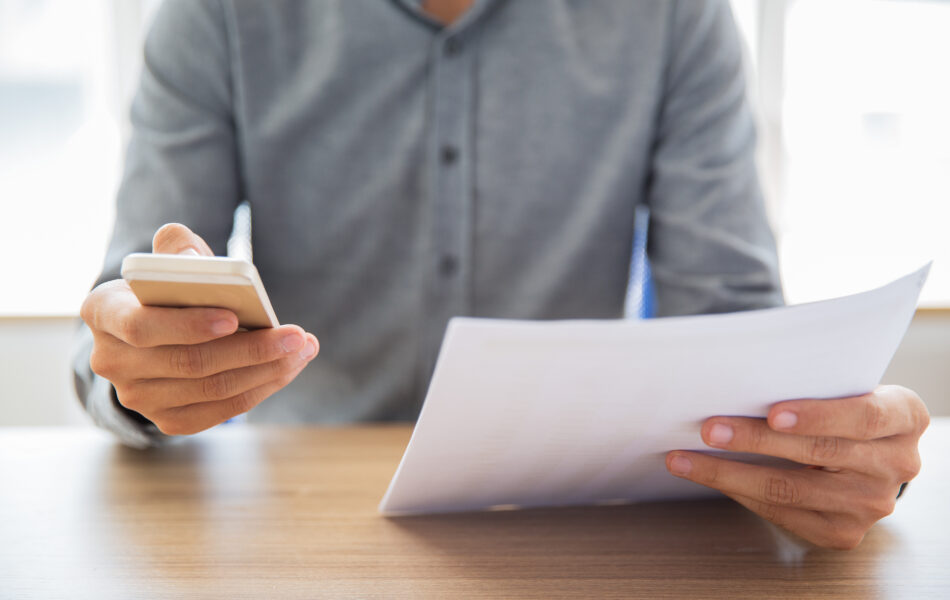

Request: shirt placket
left=421, top=31, right=476, bottom=378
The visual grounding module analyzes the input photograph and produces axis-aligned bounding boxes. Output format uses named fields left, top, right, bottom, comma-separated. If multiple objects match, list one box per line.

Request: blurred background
left=0, top=0, right=947, bottom=425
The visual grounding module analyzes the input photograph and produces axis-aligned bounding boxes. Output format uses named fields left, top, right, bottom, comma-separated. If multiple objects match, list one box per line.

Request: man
left=74, top=0, right=928, bottom=549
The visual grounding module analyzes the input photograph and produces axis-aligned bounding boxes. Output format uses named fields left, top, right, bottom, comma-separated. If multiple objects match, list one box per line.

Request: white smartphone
left=120, top=253, right=279, bottom=329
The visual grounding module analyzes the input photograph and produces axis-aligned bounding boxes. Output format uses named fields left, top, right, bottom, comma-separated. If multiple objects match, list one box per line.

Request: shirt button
left=444, top=37, right=462, bottom=56
left=441, top=145, right=458, bottom=165
left=439, top=254, right=458, bottom=278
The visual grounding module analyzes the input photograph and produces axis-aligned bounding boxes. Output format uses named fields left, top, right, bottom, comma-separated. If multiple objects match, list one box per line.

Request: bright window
left=1, top=0, right=946, bottom=315
left=777, top=0, right=950, bottom=305
left=0, top=0, right=121, bottom=315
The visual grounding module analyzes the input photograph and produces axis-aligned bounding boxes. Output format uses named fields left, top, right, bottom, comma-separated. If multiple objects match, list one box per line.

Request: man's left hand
left=665, top=385, right=929, bottom=549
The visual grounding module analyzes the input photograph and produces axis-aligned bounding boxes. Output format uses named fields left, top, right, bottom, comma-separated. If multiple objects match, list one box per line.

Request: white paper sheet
left=379, top=265, right=930, bottom=516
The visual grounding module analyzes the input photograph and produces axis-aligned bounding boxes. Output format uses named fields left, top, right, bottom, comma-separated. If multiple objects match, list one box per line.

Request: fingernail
left=669, top=455, right=692, bottom=476
left=280, top=333, right=305, bottom=353
left=773, top=411, right=798, bottom=430
left=211, top=319, right=235, bottom=335
left=299, top=340, right=317, bottom=360
left=708, top=423, right=734, bottom=446
left=179, top=247, right=200, bottom=256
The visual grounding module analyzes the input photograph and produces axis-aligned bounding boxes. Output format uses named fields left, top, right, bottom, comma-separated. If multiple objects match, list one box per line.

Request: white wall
left=0, top=312, right=947, bottom=427
left=881, top=311, right=950, bottom=416
left=0, top=317, right=91, bottom=426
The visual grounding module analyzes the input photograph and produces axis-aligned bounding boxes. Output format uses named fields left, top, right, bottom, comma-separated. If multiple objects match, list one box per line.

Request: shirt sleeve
left=72, top=0, right=241, bottom=444
left=646, top=0, right=784, bottom=317
left=73, top=323, right=167, bottom=448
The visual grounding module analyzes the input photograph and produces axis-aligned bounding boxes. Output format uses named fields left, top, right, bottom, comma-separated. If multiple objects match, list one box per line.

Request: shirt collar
left=391, top=0, right=500, bottom=34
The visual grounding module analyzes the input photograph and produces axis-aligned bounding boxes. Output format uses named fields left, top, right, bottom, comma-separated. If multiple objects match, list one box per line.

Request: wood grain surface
left=1, top=421, right=948, bottom=599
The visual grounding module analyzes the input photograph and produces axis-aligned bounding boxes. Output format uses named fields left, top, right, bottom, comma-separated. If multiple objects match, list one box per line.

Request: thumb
left=152, top=223, right=215, bottom=257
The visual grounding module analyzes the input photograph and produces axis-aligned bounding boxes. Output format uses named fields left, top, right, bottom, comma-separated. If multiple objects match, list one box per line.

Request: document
left=379, top=265, right=930, bottom=516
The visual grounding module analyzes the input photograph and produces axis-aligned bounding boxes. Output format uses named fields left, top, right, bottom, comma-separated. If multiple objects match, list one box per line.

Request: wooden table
left=1, top=421, right=948, bottom=599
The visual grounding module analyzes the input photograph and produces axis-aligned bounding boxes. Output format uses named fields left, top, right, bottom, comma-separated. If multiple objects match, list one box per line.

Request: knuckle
left=120, top=317, right=146, bottom=347
left=152, top=418, right=177, bottom=435
left=79, top=293, right=96, bottom=326
left=828, top=533, right=864, bottom=551
left=153, top=414, right=193, bottom=436
left=868, top=496, right=897, bottom=520
left=172, top=345, right=210, bottom=377
left=80, top=283, right=112, bottom=329
left=247, top=338, right=271, bottom=364
left=89, top=347, right=116, bottom=378
left=747, top=422, right=766, bottom=450
left=912, top=395, right=931, bottom=435
left=862, top=397, right=887, bottom=439
left=895, top=450, right=922, bottom=482
left=808, top=436, right=840, bottom=464
left=826, top=523, right=867, bottom=550
left=226, top=393, right=256, bottom=417
left=701, top=461, right=720, bottom=486
left=762, top=476, right=801, bottom=506
left=918, top=410, right=931, bottom=436
left=115, top=386, right=141, bottom=411
left=758, top=499, right=780, bottom=524
left=201, top=371, right=236, bottom=400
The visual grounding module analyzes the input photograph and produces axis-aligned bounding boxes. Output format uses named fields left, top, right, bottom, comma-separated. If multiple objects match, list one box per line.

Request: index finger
left=82, top=279, right=238, bottom=347
left=768, top=385, right=930, bottom=441
left=127, top=326, right=316, bottom=379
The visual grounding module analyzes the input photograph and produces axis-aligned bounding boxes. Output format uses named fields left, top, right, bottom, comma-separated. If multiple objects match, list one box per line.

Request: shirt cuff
left=86, top=375, right=167, bottom=449
left=72, top=322, right=168, bottom=448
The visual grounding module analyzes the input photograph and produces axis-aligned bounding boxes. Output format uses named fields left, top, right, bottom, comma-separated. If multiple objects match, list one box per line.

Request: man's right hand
left=79, top=223, right=319, bottom=436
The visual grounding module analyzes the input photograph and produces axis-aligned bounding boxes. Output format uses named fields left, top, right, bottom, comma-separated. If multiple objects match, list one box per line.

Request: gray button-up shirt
left=73, top=0, right=783, bottom=447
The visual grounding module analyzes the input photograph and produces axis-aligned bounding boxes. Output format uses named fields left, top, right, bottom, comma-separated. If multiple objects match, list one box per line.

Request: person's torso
left=223, top=0, right=672, bottom=421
